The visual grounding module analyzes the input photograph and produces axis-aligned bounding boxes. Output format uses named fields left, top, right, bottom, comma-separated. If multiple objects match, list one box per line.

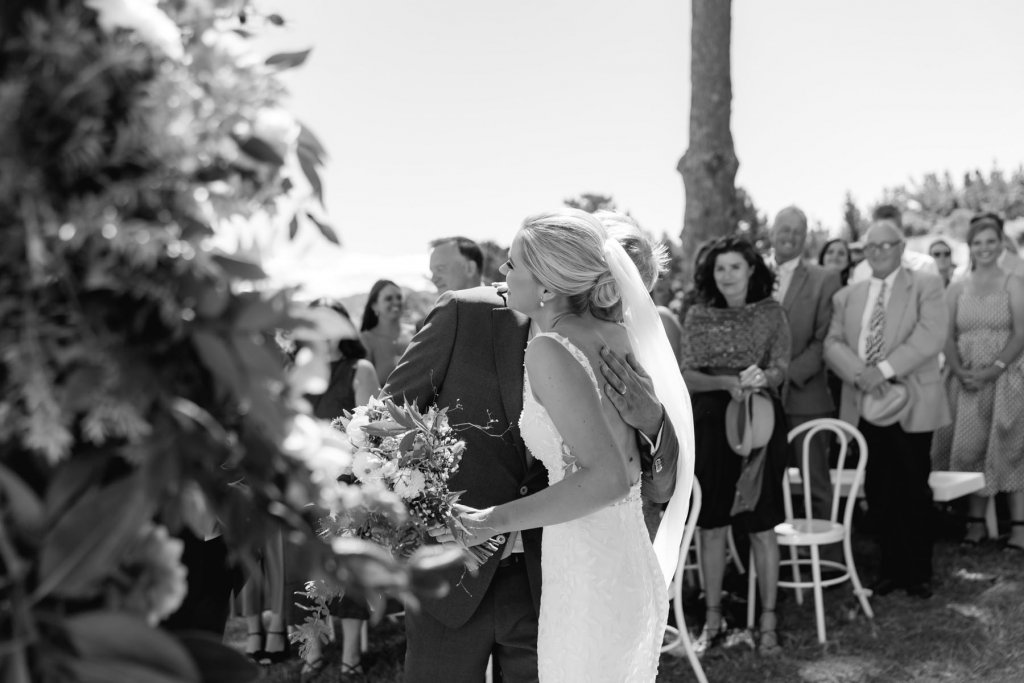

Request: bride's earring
left=539, top=298, right=545, bottom=308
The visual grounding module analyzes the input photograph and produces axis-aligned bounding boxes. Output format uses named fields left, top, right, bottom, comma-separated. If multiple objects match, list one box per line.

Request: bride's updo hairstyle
left=516, top=208, right=620, bottom=315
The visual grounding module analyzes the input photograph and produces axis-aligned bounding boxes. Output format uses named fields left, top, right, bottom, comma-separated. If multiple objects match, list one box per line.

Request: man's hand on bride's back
left=599, top=347, right=662, bottom=440
left=428, top=504, right=499, bottom=548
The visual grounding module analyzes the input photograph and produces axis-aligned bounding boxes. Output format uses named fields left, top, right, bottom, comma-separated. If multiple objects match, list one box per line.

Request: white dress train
left=520, top=332, right=667, bottom=683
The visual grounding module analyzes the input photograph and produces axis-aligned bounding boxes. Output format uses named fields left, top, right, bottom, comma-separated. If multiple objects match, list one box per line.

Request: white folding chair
left=746, top=418, right=874, bottom=644
left=661, top=479, right=708, bottom=683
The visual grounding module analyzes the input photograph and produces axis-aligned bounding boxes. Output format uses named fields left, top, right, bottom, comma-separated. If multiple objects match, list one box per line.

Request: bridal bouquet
left=322, top=396, right=498, bottom=565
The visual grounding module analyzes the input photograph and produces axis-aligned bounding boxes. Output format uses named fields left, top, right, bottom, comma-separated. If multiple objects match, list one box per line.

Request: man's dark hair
left=429, top=236, right=483, bottom=273
left=871, top=204, right=903, bottom=228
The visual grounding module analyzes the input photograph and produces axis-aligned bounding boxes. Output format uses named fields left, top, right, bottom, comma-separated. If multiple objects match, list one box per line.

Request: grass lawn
left=231, top=520, right=1024, bottom=683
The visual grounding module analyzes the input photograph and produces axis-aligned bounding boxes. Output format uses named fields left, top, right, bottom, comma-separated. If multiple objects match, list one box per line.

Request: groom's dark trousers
left=380, top=287, right=679, bottom=683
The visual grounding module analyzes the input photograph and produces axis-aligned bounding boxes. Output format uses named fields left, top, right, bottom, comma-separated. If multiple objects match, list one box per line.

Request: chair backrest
left=785, top=418, right=868, bottom=529
left=676, top=478, right=702, bottom=575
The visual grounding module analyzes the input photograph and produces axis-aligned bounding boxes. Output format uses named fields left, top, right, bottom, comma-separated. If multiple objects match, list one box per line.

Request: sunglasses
left=930, top=250, right=951, bottom=258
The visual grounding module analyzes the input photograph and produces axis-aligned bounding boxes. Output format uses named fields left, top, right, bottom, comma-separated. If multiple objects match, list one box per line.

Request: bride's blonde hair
left=516, top=208, right=619, bottom=315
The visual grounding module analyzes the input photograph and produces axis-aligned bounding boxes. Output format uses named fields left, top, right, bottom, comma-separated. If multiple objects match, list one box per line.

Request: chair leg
left=810, top=544, right=826, bottom=644
left=844, top=534, right=874, bottom=619
left=747, top=548, right=757, bottom=629
left=727, top=527, right=745, bottom=574
left=790, top=544, right=804, bottom=606
left=675, top=591, right=709, bottom=683
left=985, top=496, right=999, bottom=540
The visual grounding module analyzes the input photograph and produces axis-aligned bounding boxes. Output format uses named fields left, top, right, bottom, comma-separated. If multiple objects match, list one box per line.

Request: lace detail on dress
left=519, top=331, right=667, bottom=682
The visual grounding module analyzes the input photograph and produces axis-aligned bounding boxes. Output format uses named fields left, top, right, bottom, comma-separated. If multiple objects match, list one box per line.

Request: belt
left=497, top=553, right=525, bottom=568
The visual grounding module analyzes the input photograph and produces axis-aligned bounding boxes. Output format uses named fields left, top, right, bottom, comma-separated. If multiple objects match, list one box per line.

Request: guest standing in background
left=850, top=205, right=939, bottom=283
left=825, top=219, right=949, bottom=599
left=819, top=238, right=853, bottom=287
left=930, top=214, right=1024, bottom=551
left=360, top=279, right=414, bottom=386
left=768, top=207, right=843, bottom=556
left=928, top=239, right=957, bottom=288
left=429, top=236, right=484, bottom=295
left=681, top=236, right=791, bottom=656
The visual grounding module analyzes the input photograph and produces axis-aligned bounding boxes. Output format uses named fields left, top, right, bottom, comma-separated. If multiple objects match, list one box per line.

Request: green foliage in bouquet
left=0, top=1, right=460, bottom=681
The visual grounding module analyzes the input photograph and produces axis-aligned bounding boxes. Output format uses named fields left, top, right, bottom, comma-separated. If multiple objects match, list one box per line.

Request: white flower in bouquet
left=380, top=459, right=400, bottom=480
left=393, top=468, right=427, bottom=500
left=345, top=414, right=371, bottom=448
left=352, top=449, right=384, bottom=481
left=113, top=523, right=189, bottom=626
left=85, top=0, right=184, bottom=60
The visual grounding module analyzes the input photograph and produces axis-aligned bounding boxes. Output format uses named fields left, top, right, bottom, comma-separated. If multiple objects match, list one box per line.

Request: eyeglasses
left=930, top=250, right=951, bottom=258
left=863, top=240, right=903, bottom=255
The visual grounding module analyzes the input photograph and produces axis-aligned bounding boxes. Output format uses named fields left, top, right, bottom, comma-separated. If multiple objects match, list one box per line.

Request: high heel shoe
left=693, top=605, right=727, bottom=657
left=757, top=608, right=781, bottom=656
left=244, top=632, right=265, bottom=663
left=258, top=631, right=290, bottom=665
left=961, top=516, right=988, bottom=546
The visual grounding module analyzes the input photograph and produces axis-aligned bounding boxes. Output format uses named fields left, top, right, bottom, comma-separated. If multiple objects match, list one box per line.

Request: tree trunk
left=678, top=0, right=738, bottom=284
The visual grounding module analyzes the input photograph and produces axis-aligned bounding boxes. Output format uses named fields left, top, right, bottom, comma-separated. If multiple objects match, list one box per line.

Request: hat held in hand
left=725, top=390, right=774, bottom=456
left=861, top=381, right=911, bottom=426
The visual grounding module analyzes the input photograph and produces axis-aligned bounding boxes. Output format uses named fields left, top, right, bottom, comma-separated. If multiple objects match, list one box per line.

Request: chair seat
left=774, top=518, right=845, bottom=545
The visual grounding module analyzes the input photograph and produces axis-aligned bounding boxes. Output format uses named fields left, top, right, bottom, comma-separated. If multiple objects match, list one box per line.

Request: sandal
left=1002, top=521, right=1024, bottom=553
left=758, top=608, right=782, bottom=656
left=258, top=631, right=290, bottom=665
left=341, top=661, right=366, bottom=678
left=961, top=517, right=988, bottom=546
left=693, top=605, right=727, bottom=657
left=244, top=632, right=265, bottom=662
left=299, top=657, right=328, bottom=683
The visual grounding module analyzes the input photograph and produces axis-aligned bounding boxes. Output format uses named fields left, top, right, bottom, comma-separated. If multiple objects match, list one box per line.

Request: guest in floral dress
left=680, top=236, right=792, bottom=655
left=931, top=214, right=1024, bottom=551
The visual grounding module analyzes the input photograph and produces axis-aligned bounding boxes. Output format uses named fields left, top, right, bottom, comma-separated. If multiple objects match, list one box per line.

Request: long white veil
left=604, top=238, right=695, bottom=588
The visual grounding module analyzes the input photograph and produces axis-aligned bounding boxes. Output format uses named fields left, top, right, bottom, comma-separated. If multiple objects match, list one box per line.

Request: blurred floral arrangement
left=292, top=397, right=497, bottom=657
left=0, top=1, right=454, bottom=681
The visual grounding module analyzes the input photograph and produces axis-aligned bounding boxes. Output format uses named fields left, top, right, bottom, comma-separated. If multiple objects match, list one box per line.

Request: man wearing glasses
left=824, top=219, right=950, bottom=599
left=850, top=205, right=939, bottom=284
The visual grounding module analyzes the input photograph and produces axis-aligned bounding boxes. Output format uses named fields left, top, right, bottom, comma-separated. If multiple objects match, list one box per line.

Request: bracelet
left=994, top=359, right=1007, bottom=371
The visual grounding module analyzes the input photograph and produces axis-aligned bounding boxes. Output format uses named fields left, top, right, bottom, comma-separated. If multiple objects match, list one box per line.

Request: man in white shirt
left=825, top=219, right=950, bottom=599
left=850, top=205, right=939, bottom=283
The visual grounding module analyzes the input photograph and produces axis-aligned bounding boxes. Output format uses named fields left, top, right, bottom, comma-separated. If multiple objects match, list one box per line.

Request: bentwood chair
left=746, top=418, right=874, bottom=644
left=662, top=479, right=708, bottom=683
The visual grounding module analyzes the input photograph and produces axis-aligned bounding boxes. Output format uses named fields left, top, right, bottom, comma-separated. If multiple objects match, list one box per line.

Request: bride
left=452, top=209, right=694, bottom=682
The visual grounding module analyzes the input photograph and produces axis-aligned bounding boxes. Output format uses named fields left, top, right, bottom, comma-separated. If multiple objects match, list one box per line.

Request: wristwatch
left=994, top=359, right=1007, bottom=371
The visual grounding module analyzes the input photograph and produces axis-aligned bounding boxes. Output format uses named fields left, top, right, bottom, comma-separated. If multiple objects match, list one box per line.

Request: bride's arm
left=461, top=337, right=633, bottom=541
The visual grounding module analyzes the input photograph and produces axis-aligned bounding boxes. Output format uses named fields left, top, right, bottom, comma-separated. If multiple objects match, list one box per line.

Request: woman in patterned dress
left=681, top=236, right=792, bottom=655
left=931, top=214, right=1024, bottom=551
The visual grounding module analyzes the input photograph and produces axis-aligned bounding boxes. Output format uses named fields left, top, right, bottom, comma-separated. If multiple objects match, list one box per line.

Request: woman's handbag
left=725, top=390, right=775, bottom=457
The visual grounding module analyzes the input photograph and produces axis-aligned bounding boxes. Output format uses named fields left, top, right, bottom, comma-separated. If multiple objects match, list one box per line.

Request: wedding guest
left=819, top=238, right=853, bottom=287
left=297, top=300, right=380, bottom=679
left=951, top=213, right=1024, bottom=281
left=769, top=208, right=842, bottom=556
left=429, top=236, right=484, bottom=295
left=681, top=235, right=791, bottom=655
left=240, top=533, right=287, bottom=664
left=360, top=279, right=414, bottom=386
left=928, top=239, right=957, bottom=287
left=850, top=205, right=939, bottom=283
left=930, top=214, right=1024, bottom=551
left=825, top=219, right=949, bottom=599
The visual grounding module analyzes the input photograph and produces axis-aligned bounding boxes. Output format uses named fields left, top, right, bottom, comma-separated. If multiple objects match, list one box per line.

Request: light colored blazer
left=824, top=268, right=951, bottom=433
left=782, top=262, right=842, bottom=415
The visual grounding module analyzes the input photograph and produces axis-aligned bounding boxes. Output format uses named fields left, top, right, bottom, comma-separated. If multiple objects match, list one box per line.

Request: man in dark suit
left=825, top=219, right=950, bottom=599
left=384, top=283, right=680, bottom=683
left=768, top=207, right=842, bottom=536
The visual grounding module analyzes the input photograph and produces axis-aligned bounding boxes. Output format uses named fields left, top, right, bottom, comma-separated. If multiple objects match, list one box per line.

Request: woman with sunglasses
left=928, top=239, right=956, bottom=287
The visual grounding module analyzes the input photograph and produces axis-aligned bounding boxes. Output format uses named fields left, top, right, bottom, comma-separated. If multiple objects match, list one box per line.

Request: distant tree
left=880, top=165, right=1024, bottom=231
left=841, top=191, right=866, bottom=242
left=478, top=239, right=509, bottom=284
left=564, top=193, right=619, bottom=214
left=678, top=0, right=738, bottom=283
left=733, top=186, right=769, bottom=252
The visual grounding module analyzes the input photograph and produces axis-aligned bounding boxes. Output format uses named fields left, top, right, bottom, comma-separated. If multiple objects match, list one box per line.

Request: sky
left=254, top=0, right=1024, bottom=293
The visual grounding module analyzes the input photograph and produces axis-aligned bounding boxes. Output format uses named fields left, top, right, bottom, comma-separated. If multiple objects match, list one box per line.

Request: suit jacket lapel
left=782, top=262, right=808, bottom=312
left=492, top=307, right=530, bottom=452
left=848, top=281, right=870, bottom=347
left=884, top=269, right=912, bottom=353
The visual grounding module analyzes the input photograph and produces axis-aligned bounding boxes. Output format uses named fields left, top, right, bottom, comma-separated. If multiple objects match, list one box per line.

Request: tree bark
left=678, top=0, right=738, bottom=283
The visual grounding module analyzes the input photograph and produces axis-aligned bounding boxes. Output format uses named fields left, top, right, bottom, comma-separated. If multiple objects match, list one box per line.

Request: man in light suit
left=824, top=219, right=950, bottom=599
left=768, top=207, right=842, bottom=537
left=384, top=231, right=681, bottom=682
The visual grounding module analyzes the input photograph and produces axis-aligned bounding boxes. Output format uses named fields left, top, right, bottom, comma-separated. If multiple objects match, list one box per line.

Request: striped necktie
left=864, top=281, right=887, bottom=365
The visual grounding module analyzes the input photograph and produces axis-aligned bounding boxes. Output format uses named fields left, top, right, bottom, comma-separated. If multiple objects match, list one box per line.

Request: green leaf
left=65, top=613, right=199, bottom=683
left=297, top=148, right=324, bottom=206
left=211, top=253, right=267, bottom=280
left=36, top=474, right=153, bottom=600
left=176, top=632, right=259, bottom=683
left=232, top=294, right=286, bottom=332
left=306, top=212, right=340, bottom=245
left=44, top=450, right=114, bottom=525
left=231, top=134, right=284, bottom=166
left=231, top=334, right=283, bottom=383
left=288, top=215, right=299, bottom=239
left=298, top=123, right=327, bottom=163
left=265, top=48, right=311, bottom=69
left=0, top=463, right=44, bottom=540
left=62, top=660, right=191, bottom=683
left=192, top=331, right=248, bottom=403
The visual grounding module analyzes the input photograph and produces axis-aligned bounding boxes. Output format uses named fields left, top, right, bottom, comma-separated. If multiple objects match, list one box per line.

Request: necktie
left=864, top=281, right=887, bottom=365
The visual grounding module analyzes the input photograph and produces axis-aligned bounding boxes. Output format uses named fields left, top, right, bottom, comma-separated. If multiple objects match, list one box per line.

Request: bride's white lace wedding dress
left=520, top=332, right=668, bottom=683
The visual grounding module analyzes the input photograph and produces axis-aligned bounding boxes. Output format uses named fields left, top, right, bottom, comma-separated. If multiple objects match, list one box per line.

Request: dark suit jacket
left=781, top=262, right=842, bottom=415
left=383, top=286, right=679, bottom=629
